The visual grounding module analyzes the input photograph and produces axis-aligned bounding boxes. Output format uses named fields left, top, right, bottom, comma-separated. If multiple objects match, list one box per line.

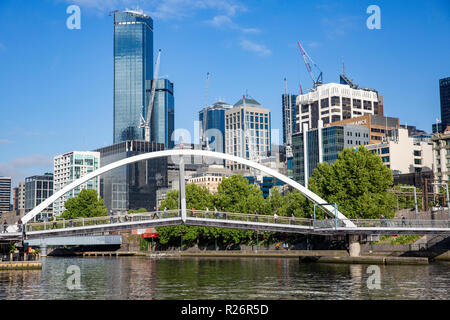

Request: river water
left=0, top=256, right=448, bottom=300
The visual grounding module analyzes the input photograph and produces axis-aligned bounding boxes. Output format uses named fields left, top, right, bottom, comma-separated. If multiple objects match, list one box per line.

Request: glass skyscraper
left=150, top=79, right=175, bottom=149
left=439, top=77, right=450, bottom=132
left=282, top=93, right=298, bottom=145
left=95, top=141, right=168, bottom=212
left=113, top=10, right=153, bottom=143
left=199, top=100, right=233, bottom=153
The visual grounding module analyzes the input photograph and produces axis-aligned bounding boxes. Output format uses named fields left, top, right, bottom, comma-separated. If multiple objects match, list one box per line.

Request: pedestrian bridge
left=1, top=210, right=449, bottom=242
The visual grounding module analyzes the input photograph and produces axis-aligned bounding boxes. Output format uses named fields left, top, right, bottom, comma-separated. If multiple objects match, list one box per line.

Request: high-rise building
left=113, top=10, right=153, bottom=143
left=148, top=79, right=175, bottom=149
left=224, top=96, right=271, bottom=171
left=296, top=82, right=379, bottom=132
left=0, top=177, right=11, bottom=213
left=13, top=182, right=25, bottom=212
left=292, top=123, right=370, bottom=187
left=24, top=173, right=53, bottom=221
left=95, top=140, right=167, bottom=212
left=199, top=100, right=233, bottom=153
left=439, top=77, right=450, bottom=132
left=53, top=151, right=101, bottom=216
left=282, top=93, right=298, bottom=145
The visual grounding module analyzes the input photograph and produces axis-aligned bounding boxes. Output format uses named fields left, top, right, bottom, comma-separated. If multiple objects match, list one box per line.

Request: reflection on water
left=0, top=257, right=448, bottom=300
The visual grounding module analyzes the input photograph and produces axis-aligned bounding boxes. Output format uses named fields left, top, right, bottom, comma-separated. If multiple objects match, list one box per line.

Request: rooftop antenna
left=201, top=72, right=210, bottom=147
left=342, top=56, right=345, bottom=75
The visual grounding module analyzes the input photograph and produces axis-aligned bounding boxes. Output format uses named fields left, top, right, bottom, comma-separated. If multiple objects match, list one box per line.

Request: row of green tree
left=60, top=146, right=417, bottom=247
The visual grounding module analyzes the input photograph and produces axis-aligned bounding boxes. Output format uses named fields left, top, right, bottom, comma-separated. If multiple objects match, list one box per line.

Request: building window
left=331, top=96, right=340, bottom=106
left=414, top=150, right=421, bottom=157
left=381, top=156, right=390, bottom=163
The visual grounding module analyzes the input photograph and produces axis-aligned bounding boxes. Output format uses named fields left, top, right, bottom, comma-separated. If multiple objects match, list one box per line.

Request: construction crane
left=140, top=49, right=161, bottom=141
left=200, top=72, right=210, bottom=148
left=297, top=41, right=323, bottom=89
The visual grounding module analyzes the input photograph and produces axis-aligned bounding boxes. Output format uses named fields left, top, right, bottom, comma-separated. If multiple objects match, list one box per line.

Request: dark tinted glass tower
left=113, top=11, right=153, bottom=143
left=95, top=141, right=168, bottom=212
left=440, top=77, right=450, bottom=132
left=149, top=79, right=175, bottom=149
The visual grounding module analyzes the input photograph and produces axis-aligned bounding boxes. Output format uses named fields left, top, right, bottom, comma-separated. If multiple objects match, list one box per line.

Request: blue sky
left=0, top=0, right=449, bottom=189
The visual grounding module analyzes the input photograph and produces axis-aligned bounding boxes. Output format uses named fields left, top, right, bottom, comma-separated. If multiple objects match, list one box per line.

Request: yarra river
left=0, top=256, right=449, bottom=299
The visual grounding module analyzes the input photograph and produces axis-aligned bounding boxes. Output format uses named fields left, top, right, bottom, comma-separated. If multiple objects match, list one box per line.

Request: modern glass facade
left=113, top=11, right=153, bottom=143
left=0, top=177, right=11, bottom=213
left=293, top=125, right=369, bottom=185
left=24, top=174, right=53, bottom=221
left=439, top=77, right=450, bottom=132
left=150, top=79, right=174, bottom=149
left=199, top=101, right=232, bottom=153
left=95, top=141, right=168, bottom=212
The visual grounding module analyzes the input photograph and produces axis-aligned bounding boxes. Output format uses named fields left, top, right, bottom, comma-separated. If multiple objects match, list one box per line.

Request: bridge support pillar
left=40, top=244, right=48, bottom=257
left=179, top=156, right=187, bottom=223
left=348, top=235, right=360, bottom=257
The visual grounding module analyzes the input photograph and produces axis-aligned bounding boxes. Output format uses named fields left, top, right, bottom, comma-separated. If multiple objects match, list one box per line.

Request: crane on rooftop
left=297, top=41, right=323, bottom=89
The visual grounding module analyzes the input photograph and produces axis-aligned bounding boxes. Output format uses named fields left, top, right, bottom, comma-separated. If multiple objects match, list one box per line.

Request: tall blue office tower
left=113, top=10, right=153, bottom=143
left=199, top=100, right=232, bottom=153
left=150, top=79, right=175, bottom=149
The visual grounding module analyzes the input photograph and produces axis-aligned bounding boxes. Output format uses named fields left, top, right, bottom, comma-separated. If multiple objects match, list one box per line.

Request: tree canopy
left=60, top=189, right=107, bottom=219
left=308, top=146, right=396, bottom=219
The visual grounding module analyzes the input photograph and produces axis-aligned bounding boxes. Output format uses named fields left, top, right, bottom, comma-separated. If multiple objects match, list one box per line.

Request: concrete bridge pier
left=40, top=244, right=48, bottom=257
left=348, top=235, right=361, bottom=257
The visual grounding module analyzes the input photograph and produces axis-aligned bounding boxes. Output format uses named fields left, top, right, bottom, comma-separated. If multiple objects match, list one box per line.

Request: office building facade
left=432, top=126, right=450, bottom=184
left=53, top=151, right=101, bottom=216
left=13, top=182, right=25, bottom=212
left=324, top=114, right=399, bottom=144
left=292, top=124, right=370, bottom=187
left=366, top=127, right=433, bottom=174
left=0, top=177, right=11, bottom=213
left=296, top=83, right=378, bottom=132
left=282, top=93, right=298, bottom=145
left=24, top=173, right=53, bottom=220
left=439, top=77, right=450, bottom=133
left=95, top=140, right=167, bottom=212
left=149, top=79, right=175, bottom=149
left=199, top=100, right=233, bottom=153
left=113, top=10, right=153, bottom=143
left=225, top=96, right=271, bottom=171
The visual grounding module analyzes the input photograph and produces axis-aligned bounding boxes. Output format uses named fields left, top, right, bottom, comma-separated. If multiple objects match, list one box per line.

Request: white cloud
left=240, top=39, right=271, bottom=56
left=206, top=15, right=260, bottom=33
left=0, top=155, right=53, bottom=189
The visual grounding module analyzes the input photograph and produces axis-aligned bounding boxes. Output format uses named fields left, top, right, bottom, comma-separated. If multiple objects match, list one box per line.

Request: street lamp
left=431, top=182, right=450, bottom=219
left=400, top=186, right=418, bottom=219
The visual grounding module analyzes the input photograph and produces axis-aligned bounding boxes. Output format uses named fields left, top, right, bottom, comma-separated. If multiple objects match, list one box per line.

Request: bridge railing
left=23, top=210, right=181, bottom=232
left=188, top=210, right=313, bottom=227
left=345, top=218, right=450, bottom=229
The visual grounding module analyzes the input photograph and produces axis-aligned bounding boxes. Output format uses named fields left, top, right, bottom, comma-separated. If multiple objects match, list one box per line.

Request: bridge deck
left=1, top=210, right=449, bottom=241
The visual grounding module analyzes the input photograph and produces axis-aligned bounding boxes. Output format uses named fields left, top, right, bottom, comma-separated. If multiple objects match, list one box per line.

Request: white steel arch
left=22, top=150, right=355, bottom=227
